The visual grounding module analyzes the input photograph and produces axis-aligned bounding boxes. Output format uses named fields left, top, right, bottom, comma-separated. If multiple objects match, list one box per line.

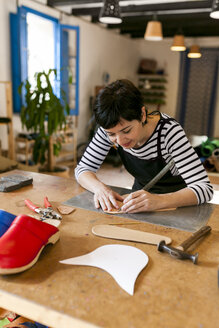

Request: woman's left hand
left=121, top=190, right=161, bottom=213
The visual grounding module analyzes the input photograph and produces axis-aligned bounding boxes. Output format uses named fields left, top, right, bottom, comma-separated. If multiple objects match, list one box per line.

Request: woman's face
left=104, top=118, right=144, bottom=149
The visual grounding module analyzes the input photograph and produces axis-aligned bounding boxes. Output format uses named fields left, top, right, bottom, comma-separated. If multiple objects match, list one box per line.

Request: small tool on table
left=158, top=225, right=211, bottom=264
left=25, top=197, right=62, bottom=221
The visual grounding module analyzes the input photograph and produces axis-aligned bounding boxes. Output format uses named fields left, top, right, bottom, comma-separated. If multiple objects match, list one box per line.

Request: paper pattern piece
left=104, top=209, right=125, bottom=214
left=103, top=200, right=124, bottom=214
left=60, top=244, right=148, bottom=295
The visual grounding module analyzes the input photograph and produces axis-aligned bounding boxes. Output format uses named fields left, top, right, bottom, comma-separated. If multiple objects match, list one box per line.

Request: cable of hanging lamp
left=210, top=0, right=219, bottom=19
left=99, top=0, right=122, bottom=24
left=170, top=34, right=186, bottom=51
left=144, top=14, right=163, bottom=41
left=187, top=45, right=202, bottom=58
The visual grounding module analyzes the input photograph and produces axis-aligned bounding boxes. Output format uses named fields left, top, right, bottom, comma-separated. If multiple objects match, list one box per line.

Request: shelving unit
left=15, top=116, right=78, bottom=167
left=0, top=81, right=15, bottom=159
left=138, top=74, right=167, bottom=111
left=14, top=116, right=78, bottom=168
left=15, top=136, right=35, bottom=165
left=54, top=115, right=78, bottom=167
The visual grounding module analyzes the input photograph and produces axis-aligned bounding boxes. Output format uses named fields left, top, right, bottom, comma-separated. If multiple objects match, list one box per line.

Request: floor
left=70, top=162, right=219, bottom=190
left=70, top=162, right=134, bottom=189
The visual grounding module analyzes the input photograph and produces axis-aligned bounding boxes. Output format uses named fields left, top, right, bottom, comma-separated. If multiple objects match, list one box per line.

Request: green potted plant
left=19, top=69, right=70, bottom=174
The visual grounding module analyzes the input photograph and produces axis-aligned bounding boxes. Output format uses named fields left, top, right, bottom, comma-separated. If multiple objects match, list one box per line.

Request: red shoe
left=0, top=214, right=60, bottom=274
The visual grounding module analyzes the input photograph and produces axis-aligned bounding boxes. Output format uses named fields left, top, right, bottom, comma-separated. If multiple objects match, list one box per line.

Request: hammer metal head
left=157, top=240, right=198, bottom=264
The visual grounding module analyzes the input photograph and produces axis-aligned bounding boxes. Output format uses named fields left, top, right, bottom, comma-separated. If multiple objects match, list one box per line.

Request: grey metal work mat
left=64, top=186, right=215, bottom=232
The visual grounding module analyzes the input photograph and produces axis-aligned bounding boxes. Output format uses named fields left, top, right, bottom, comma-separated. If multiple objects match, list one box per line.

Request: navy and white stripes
left=75, top=113, right=213, bottom=204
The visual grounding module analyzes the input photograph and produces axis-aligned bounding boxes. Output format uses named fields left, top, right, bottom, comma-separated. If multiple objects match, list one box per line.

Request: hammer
left=157, top=225, right=211, bottom=264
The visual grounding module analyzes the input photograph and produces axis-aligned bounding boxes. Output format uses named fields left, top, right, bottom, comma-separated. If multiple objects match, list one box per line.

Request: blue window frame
left=10, top=6, right=79, bottom=115
left=60, top=25, right=80, bottom=115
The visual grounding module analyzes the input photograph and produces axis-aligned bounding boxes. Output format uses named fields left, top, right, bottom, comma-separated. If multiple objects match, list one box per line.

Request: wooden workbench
left=0, top=170, right=219, bottom=328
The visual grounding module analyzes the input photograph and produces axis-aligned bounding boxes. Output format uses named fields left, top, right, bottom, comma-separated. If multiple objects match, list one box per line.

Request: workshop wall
left=138, top=38, right=180, bottom=119
left=137, top=37, right=219, bottom=138
left=62, top=13, right=143, bottom=144
left=0, top=0, right=218, bottom=151
left=0, top=0, right=142, bottom=147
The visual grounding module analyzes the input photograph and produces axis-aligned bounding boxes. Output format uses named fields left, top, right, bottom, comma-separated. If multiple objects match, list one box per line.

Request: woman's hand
left=94, top=185, right=124, bottom=211
left=121, top=187, right=198, bottom=213
left=121, top=190, right=161, bottom=213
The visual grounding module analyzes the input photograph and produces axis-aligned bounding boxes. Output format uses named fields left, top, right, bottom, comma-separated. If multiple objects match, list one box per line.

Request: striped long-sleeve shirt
left=75, top=113, right=213, bottom=204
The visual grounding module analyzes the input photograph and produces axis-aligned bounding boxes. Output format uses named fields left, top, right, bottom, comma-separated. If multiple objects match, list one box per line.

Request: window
left=10, top=6, right=79, bottom=115
left=26, top=12, right=55, bottom=87
left=60, top=25, right=80, bottom=115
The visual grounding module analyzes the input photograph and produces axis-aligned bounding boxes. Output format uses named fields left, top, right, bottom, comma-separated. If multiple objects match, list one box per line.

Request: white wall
left=138, top=38, right=180, bottom=118
left=62, top=14, right=142, bottom=143
left=0, top=0, right=219, bottom=152
left=0, top=0, right=142, bottom=148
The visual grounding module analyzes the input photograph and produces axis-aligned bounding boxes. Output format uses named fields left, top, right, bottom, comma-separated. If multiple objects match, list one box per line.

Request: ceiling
left=47, top=0, right=219, bottom=39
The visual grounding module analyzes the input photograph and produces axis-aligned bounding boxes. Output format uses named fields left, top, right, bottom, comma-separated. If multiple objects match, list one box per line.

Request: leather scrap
left=57, top=205, right=76, bottom=215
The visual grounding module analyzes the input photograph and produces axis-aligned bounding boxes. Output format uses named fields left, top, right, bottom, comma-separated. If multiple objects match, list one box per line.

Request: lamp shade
left=170, top=35, right=186, bottom=51
left=144, top=21, right=163, bottom=41
left=187, top=45, right=202, bottom=58
left=210, top=0, right=219, bottom=19
left=99, top=0, right=122, bottom=24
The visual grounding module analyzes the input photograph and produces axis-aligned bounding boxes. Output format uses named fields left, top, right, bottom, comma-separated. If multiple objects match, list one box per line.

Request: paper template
left=60, top=244, right=148, bottom=295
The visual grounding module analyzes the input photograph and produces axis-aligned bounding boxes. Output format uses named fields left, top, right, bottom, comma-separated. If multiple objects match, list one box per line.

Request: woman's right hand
left=77, top=171, right=124, bottom=211
left=94, top=185, right=124, bottom=211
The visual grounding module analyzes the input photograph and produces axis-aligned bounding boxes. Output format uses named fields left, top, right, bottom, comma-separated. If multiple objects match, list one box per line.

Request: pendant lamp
left=210, top=0, right=219, bottom=19
left=170, top=35, right=186, bottom=51
left=144, top=15, right=163, bottom=41
left=187, top=45, right=202, bottom=58
left=99, top=0, right=122, bottom=24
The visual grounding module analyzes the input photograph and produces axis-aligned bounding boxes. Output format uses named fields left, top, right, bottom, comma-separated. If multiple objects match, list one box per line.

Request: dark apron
left=117, top=117, right=186, bottom=194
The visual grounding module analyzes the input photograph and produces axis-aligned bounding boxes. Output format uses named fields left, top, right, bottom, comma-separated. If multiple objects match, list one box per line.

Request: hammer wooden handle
left=176, top=226, right=211, bottom=251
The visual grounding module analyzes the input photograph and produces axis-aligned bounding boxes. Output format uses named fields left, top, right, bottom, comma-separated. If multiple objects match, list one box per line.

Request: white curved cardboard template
left=60, top=244, right=149, bottom=295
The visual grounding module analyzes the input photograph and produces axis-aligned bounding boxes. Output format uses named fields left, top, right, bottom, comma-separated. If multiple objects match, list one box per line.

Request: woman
left=75, top=79, right=213, bottom=213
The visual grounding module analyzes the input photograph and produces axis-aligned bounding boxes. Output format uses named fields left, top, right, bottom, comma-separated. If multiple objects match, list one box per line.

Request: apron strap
left=157, top=117, right=177, bottom=158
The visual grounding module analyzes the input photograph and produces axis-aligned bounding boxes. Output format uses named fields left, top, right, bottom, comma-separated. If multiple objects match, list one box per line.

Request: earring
left=142, top=108, right=148, bottom=126
left=142, top=119, right=147, bottom=126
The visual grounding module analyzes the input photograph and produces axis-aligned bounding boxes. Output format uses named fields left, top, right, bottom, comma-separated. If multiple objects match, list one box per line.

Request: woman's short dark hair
left=93, top=79, right=144, bottom=129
